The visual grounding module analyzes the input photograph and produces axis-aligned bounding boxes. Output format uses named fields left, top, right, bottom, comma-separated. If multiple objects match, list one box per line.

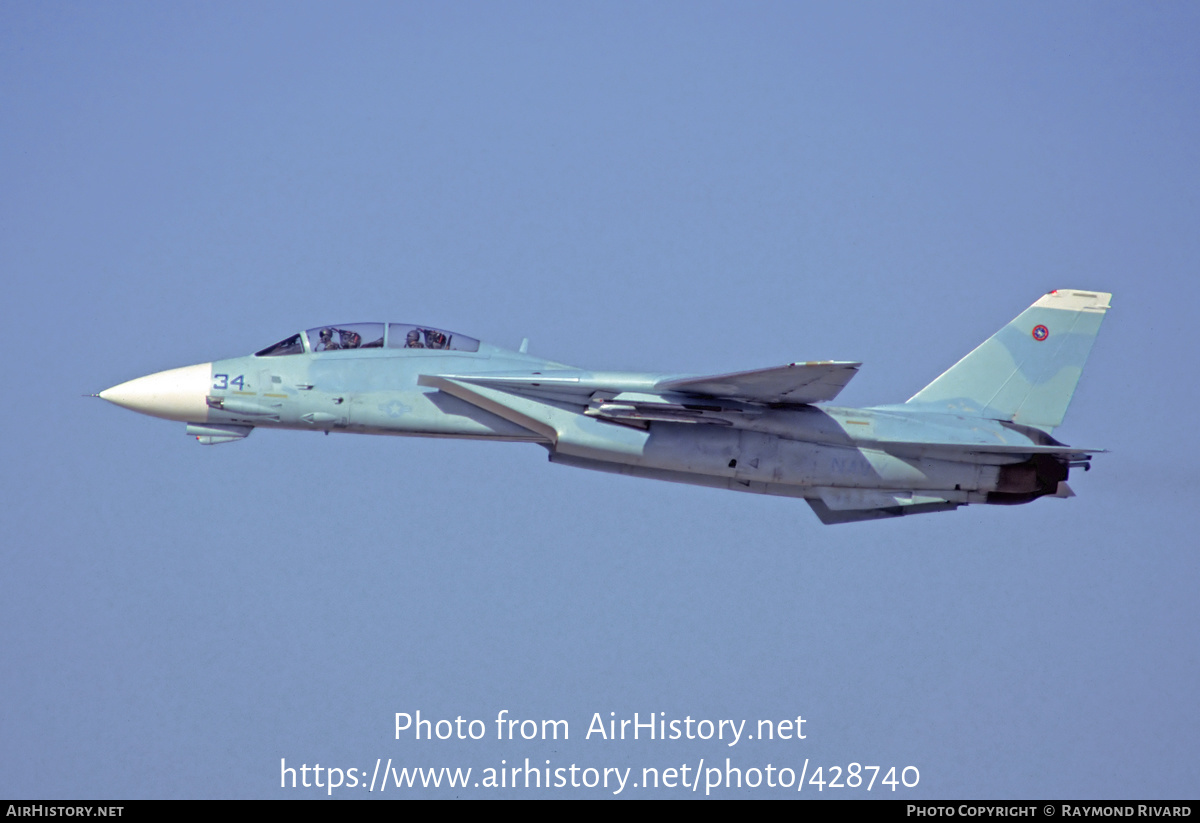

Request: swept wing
left=656, top=361, right=860, bottom=405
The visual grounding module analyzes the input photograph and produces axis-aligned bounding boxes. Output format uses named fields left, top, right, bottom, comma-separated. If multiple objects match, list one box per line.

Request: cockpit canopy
left=255, top=323, right=480, bottom=357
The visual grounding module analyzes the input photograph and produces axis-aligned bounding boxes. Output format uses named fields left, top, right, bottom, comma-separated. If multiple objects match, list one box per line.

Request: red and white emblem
left=1032, top=324, right=1049, bottom=341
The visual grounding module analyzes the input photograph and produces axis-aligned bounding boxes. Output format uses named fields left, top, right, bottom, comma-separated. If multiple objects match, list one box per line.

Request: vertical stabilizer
left=904, top=289, right=1111, bottom=431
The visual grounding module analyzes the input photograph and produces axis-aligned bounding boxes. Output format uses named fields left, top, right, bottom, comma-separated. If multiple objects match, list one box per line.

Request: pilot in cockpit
left=318, top=328, right=339, bottom=351
left=405, top=329, right=425, bottom=348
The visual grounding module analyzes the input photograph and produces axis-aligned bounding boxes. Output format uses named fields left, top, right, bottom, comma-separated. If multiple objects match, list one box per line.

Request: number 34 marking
left=212, top=374, right=245, bottom=390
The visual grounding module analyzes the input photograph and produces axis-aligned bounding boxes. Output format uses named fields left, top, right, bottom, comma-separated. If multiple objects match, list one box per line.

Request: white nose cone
left=100, top=363, right=212, bottom=422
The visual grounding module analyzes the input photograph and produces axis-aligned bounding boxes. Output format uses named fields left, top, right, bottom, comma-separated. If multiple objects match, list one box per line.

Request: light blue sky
left=3, top=2, right=1197, bottom=798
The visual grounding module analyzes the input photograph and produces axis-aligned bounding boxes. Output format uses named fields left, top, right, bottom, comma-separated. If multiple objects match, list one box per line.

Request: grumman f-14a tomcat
left=97, top=289, right=1110, bottom=524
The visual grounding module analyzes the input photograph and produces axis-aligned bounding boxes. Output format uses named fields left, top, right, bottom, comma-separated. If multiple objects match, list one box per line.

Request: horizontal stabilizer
left=656, top=361, right=861, bottom=405
left=868, top=440, right=1104, bottom=461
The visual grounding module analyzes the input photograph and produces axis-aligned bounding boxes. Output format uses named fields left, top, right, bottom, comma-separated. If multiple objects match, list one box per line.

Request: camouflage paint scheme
left=99, top=290, right=1110, bottom=524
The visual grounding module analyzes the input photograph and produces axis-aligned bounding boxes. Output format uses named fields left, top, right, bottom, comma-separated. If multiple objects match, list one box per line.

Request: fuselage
left=99, top=319, right=1081, bottom=522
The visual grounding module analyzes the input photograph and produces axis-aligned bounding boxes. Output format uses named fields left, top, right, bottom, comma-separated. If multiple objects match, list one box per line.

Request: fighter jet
left=97, top=289, right=1110, bottom=524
